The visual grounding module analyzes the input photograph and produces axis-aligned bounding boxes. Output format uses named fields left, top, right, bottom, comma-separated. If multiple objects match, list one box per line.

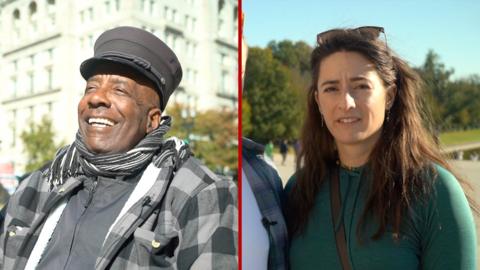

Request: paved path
left=272, top=153, right=480, bottom=265
left=442, top=141, right=480, bottom=153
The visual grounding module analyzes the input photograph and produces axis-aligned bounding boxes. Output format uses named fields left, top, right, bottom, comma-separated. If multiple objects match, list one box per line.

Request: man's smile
left=87, top=117, right=116, bottom=128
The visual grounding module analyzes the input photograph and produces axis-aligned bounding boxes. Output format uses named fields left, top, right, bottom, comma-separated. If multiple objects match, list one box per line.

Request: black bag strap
left=330, top=168, right=353, bottom=270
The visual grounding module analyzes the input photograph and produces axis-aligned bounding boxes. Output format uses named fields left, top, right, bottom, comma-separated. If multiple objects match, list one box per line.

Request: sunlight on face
left=315, top=51, right=394, bottom=150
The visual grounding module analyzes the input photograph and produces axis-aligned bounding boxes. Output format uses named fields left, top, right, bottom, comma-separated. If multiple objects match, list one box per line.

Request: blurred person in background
left=242, top=14, right=288, bottom=270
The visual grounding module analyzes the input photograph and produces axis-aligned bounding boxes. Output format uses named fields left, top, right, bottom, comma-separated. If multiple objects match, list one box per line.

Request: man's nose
left=88, top=87, right=111, bottom=108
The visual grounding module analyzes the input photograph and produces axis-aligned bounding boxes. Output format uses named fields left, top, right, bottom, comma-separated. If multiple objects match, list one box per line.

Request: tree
left=242, top=99, right=253, bottom=135
left=268, top=40, right=312, bottom=74
left=417, top=50, right=454, bottom=130
left=194, top=108, right=237, bottom=178
left=20, top=116, right=63, bottom=172
left=166, top=103, right=238, bottom=179
left=243, top=47, right=302, bottom=143
left=418, top=50, right=480, bottom=130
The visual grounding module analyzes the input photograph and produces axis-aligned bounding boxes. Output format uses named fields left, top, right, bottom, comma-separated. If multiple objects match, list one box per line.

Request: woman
left=285, top=27, right=477, bottom=270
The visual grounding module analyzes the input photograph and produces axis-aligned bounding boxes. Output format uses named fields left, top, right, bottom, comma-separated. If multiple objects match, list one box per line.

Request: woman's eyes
left=323, top=87, right=337, bottom=92
left=322, top=83, right=371, bottom=93
left=354, top=83, right=371, bottom=90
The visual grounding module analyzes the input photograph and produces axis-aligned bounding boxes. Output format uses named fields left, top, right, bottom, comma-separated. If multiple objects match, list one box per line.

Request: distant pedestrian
left=279, top=140, right=288, bottom=165
left=265, top=141, right=274, bottom=160
left=293, top=140, right=301, bottom=164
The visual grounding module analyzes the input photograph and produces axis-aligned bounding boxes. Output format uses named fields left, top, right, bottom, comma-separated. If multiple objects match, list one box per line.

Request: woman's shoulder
left=419, top=163, right=473, bottom=222
left=429, top=163, right=466, bottom=200
left=284, top=172, right=299, bottom=194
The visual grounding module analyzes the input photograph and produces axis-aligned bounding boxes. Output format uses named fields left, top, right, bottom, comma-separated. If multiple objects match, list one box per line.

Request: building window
left=29, top=1, right=37, bottom=16
left=13, top=9, right=20, bottom=20
left=174, top=36, right=182, bottom=51
left=164, top=6, right=169, bottom=19
left=28, top=73, right=34, bottom=94
left=47, top=0, right=55, bottom=14
left=10, top=77, right=17, bottom=98
left=48, top=48, right=54, bottom=60
left=172, top=9, right=177, bottom=23
left=10, top=110, right=17, bottom=147
left=46, top=67, right=53, bottom=90
left=220, top=53, right=227, bottom=65
left=114, top=0, right=120, bottom=11
left=221, top=71, right=229, bottom=93
left=30, top=54, right=35, bottom=65
left=218, top=0, right=225, bottom=13
left=150, top=0, right=155, bottom=15
left=29, top=106, right=34, bottom=119
left=218, top=18, right=225, bottom=36
left=88, top=34, right=94, bottom=46
left=105, top=1, right=111, bottom=13
left=29, top=1, right=38, bottom=31
left=88, top=7, right=94, bottom=21
left=13, top=9, right=21, bottom=30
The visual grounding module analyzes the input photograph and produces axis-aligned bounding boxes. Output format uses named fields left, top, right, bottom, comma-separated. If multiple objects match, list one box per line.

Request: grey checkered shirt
left=0, top=157, right=238, bottom=269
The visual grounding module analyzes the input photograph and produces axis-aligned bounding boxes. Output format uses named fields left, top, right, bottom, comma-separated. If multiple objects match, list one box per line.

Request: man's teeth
left=88, top=118, right=114, bottom=126
left=338, top=118, right=359, bottom=123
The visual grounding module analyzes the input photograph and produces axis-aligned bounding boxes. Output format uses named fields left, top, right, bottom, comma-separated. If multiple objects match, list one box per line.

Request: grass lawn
left=439, top=128, right=480, bottom=146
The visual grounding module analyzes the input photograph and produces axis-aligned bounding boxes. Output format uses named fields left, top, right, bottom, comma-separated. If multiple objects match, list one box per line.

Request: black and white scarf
left=44, top=116, right=191, bottom=188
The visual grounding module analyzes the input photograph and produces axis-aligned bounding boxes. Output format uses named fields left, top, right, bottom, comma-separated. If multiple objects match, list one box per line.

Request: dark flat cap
left=80, top=26, right=182, bottom=110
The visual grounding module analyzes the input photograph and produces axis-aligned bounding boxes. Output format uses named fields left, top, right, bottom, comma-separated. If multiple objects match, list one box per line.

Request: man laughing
left=0, top=26, right=237, bottom=270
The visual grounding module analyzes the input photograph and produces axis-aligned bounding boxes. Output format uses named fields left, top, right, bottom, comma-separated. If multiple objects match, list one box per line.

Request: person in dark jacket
left=241, top=26, right=288, bottom=270
left=0, top=26, right=237, bottom=270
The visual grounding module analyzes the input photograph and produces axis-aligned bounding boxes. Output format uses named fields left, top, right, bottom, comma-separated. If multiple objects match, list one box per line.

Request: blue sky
left=243, top=0, right=479, bottom=80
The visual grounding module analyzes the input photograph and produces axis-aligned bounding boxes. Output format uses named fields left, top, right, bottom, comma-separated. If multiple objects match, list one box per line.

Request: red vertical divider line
left=237, top=0, right=243, bottom=269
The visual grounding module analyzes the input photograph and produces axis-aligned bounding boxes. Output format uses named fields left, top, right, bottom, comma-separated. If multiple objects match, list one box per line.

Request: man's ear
left=146, top=108, right=162, bottom=133
left=386, top=85, right=397, bottom=109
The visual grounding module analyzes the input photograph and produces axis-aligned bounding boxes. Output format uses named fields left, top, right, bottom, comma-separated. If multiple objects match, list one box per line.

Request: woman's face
left=315, top=51, right=395, bottom=150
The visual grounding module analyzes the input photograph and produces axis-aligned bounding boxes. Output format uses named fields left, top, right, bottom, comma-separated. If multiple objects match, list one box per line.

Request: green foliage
left=20, top=116, right=62, bottom=172
left=167, top=103, right=237, bottom=178
left=268, top=40, right=312, bottom=74
left=242, top=99, right=252, bottom=135
left=243, top=45, right=310, bottom=143
left=439, top=129, right=480, bottom=146
left=417, top=50, right=480, bottom=131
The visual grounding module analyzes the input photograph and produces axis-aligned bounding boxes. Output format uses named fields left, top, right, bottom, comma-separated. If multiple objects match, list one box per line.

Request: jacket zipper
left=62, top=179, right=98, bottom=269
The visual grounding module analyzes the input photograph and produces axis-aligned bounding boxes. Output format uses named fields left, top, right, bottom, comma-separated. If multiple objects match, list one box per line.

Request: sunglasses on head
left=316, top=26, right=386, bottom=45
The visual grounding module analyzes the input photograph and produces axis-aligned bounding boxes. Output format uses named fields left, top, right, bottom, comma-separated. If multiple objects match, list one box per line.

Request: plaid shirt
left=242, top=138, right=289, bottom=270
left=0, top=157, right=238, bottom=270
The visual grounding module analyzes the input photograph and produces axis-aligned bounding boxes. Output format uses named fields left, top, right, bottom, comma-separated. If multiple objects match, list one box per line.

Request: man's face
left=78, top=63, right=161, bottom=154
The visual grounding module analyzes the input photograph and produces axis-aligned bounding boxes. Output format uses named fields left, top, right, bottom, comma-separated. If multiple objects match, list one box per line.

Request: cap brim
left=80, top=57, right=165, bottom=109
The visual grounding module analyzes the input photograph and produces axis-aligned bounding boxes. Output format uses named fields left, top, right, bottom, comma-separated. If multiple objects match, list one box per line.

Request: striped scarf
left=45, top=116, right=191, bottom=188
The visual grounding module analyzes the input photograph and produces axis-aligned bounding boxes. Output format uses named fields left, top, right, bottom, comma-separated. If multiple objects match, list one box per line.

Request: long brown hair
left=287, top=28, right=475, bottom=240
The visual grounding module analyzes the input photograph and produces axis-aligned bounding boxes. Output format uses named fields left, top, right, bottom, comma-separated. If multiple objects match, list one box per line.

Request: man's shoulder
left=242, top=137, right=264, bottom=155
left=171, top=156, right=236, bottom=198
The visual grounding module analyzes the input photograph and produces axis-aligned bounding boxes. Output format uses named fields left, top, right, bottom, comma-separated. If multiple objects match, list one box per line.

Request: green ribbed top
left=285, top=164, right=477, bottom=270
